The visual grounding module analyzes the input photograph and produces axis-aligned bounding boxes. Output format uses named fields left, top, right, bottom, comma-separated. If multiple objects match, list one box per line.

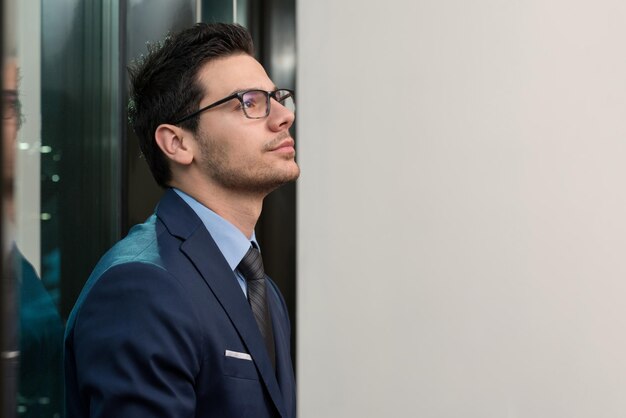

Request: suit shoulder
left=92, top=212, right=182, bottom=277
left=67, top=215, right=175, bottom=320
left=103, top=214, right=165, bottom=266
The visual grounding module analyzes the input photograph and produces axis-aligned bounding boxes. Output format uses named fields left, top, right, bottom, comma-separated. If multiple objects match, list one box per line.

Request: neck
left=174, top=181, right=264, bottom=239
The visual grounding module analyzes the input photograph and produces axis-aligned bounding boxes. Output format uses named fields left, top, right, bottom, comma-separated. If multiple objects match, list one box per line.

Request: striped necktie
left=237, top=246, right=276, bottom=368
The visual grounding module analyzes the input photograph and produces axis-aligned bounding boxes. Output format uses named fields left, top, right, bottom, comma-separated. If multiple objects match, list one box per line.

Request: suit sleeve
left=69, top=262, right=203, bottom=418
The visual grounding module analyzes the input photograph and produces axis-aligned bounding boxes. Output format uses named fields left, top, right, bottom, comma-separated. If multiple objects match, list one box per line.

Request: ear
left=154, top=124, right=194, bottom=165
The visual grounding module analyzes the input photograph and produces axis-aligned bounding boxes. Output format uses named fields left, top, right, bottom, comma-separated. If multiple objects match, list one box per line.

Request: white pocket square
left=225, top=349, right=252, bottom=361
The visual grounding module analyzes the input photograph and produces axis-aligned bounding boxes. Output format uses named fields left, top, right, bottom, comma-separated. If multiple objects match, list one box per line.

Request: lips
left=269, top=138, right=295, bottom=151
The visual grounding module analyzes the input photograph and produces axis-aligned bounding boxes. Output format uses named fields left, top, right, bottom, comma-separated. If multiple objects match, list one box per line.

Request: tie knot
left=238, top=246, right=265, bottom=282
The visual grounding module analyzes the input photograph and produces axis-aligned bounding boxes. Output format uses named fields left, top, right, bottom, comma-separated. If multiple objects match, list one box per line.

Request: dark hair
left=128, top=23, right=254, bottom=188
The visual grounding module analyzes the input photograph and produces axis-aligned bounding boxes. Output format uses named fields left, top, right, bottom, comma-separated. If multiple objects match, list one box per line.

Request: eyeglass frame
left=2, top=90, right=20, bottom=121
left=171, top=88, right=295, bottom=125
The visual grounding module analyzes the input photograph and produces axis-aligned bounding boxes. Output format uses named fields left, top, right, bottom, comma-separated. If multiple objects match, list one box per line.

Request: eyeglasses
left=2, top=90, right=20, bottom=121
left=172, top=89, right=295, bottom=125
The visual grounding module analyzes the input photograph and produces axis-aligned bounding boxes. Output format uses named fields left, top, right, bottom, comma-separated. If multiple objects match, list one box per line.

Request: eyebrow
left=226, top=86, right=278, bottom=96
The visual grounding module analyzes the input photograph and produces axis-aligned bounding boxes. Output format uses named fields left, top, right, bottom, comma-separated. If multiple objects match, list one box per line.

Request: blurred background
left=4, top=0, right=626, bottom=417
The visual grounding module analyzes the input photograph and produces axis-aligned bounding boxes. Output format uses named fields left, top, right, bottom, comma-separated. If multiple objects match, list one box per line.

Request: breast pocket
left=222, top=350, right=259, bottom=381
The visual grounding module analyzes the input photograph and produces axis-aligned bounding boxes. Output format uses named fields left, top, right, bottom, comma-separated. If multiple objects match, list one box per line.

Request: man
left=64, top=23, right=299, bottom=418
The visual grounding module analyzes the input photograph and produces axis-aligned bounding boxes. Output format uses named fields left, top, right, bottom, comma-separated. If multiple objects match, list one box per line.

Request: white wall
left=297, top=1, right=626, bottom=417
left=15, top=0, right=41, bottom=274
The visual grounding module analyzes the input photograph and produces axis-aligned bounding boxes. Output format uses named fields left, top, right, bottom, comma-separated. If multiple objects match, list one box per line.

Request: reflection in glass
left=2, top=1, right=65, bottom=416
left=2, top=52, right=20, bottom=418
left=4, top=54, right=63, bottom=418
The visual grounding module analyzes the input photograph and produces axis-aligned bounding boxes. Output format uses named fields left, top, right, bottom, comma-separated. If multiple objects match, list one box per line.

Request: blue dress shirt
left=173, top=188, right=256, bottom=296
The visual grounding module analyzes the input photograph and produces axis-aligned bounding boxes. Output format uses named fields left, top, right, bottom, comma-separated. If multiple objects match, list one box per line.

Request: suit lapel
left=268, top=285, right=296, bottom=416
left=157, top=190, right=286, bottom=417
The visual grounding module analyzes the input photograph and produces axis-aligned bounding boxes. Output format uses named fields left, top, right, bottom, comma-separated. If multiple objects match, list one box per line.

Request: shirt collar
left=173, top=188, right=257, bottom=271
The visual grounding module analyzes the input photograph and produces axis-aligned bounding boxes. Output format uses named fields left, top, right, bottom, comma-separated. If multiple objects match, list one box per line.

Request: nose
left=267, top=98, right=295, bottom=132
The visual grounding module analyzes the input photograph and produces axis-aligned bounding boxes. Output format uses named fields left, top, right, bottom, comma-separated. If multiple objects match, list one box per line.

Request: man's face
left=3, top=61, right=18, bottom=172
left=3, top=60, right=18, bottom=224
left=190, top=53, right=300, bottom=195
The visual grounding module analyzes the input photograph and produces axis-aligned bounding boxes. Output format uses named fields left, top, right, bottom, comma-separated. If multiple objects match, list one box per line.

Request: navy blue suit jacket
left=64, top=189, right=296, bottom=417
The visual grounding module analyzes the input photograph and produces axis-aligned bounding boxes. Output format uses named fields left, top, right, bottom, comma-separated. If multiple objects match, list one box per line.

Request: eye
left=240, top=91, right=263, bottom=109
left=241, top=98, right=255, bottom=109
left=2, top=91, right=19, bottom=119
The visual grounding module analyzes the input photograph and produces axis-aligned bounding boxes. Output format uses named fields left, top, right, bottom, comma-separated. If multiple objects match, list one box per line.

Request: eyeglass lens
left=241, top=90, right=295, bottom=119
left=3, top=91, right=19, bottom=120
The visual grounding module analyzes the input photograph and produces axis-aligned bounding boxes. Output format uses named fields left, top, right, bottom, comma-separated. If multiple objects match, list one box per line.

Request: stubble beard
left=197, top=129, right=300, bottom=196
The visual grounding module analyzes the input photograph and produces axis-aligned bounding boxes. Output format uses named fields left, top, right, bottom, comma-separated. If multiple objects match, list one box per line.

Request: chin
left=283, top=160, right=300, bottom=178
left=258, top=166, right=300, bottom=195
